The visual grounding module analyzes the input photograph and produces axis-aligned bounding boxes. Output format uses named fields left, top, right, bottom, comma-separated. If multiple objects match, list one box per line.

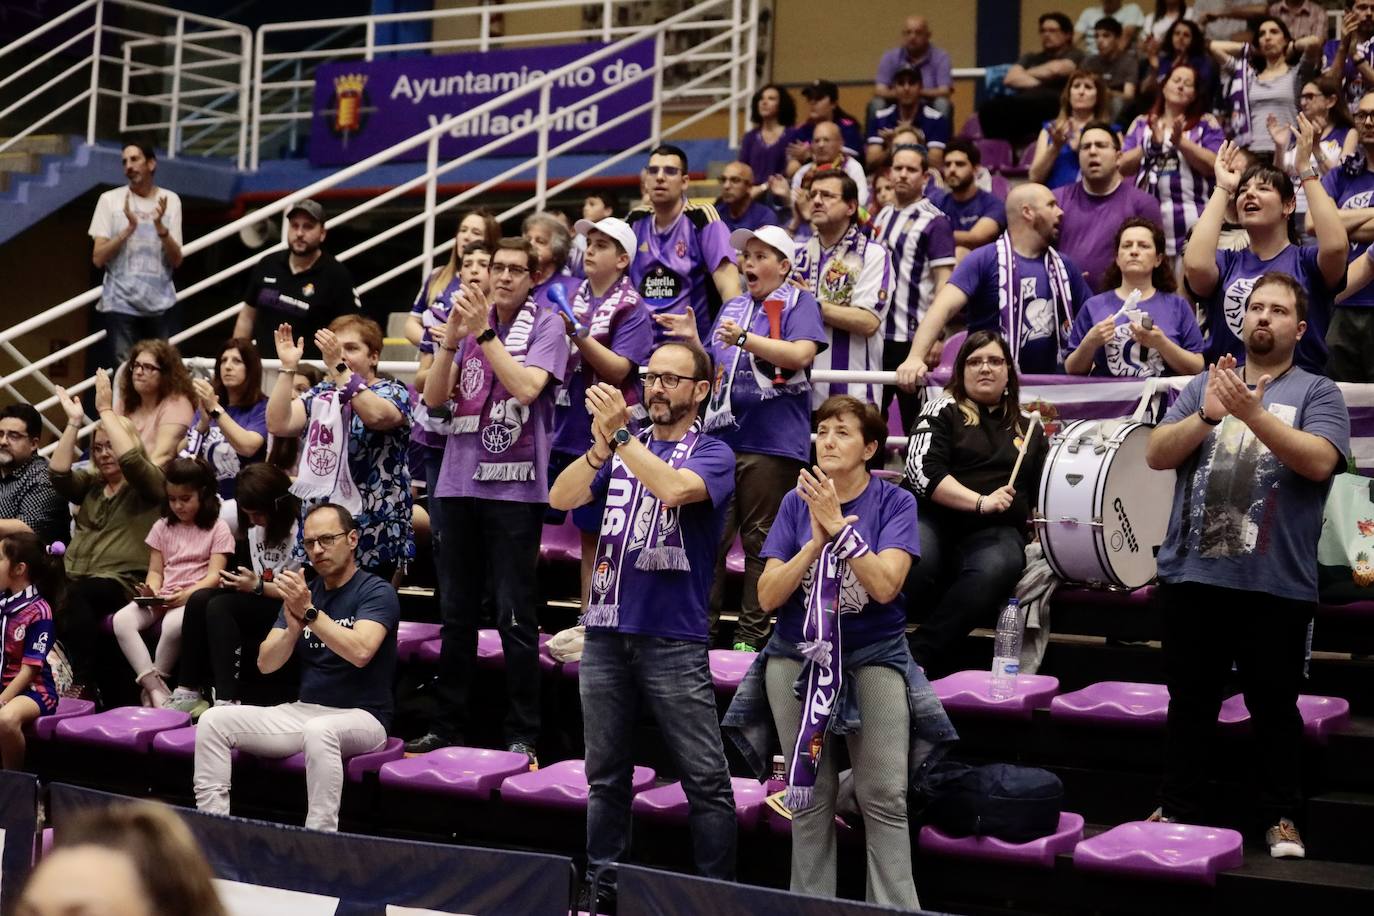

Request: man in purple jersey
left=792, top=171, right=894, bottom=408
left=715, top=161, right=782, bottom=233
left=627, top=144, right=740, bottom=341
left=1325, top=1, right=1374, bottom=110
left=550, top=341, right=737, bottom=908
left=926, top=140, right=1006, bottom=259
left=1054, top=123, right=1163, bottom=291
left=1312, top=91, right=1374, bottom=381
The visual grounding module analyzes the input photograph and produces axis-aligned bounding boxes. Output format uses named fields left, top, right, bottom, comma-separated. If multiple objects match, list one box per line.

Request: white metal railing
left=8, top=0, right=757, bottom=449
left=0, top=0, right=251, bottom=166
left=250, top=0, right=748, bottom=169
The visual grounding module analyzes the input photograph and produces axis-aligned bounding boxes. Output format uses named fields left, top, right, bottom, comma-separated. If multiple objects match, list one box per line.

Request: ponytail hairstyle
left=234, top=463, right=300, bottom=547
left=161, top=457, right=221, bottom=529
left=1, top=532, right=67, bottom=610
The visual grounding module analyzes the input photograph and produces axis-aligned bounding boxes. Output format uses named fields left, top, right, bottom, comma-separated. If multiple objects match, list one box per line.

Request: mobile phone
left=133, top=595, right=167, bottom=607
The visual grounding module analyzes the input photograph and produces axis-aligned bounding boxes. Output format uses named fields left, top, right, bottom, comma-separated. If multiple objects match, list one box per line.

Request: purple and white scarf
left=290, top=388, right=363, bottom=515
left=787, top=523, right=871, bottom=811
left=555, top=275, right=645, bottom=422
left=1225, top=45, right=1254, bottom=148
left=450, top=299, right=540, bottom=482
left=994, top=232, right=1074, bottom=368
left=581, top=422, right=703, bottom=629
left=704, top=285, right=810, bottom=432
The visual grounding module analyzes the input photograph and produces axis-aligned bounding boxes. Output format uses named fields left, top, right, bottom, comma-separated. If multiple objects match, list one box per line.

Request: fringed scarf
left=786, top=523, right=871, bottom=811
left=995, top=232, right=1074, bottom=369
left=704, top=285, right=810, bottom=432
left=555, top=275, right=646, bottom=424
left=451, top=299, right=540, bottom=482
left=581, top=422, right=703, bottom=628
left=1226, top=45, right=1254, bottom=148
left=289, top=388, right=363, bottom=515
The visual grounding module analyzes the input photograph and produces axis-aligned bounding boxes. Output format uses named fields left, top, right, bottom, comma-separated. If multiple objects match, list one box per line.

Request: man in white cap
left=654, top=224, right=827, bottom=651
left=547, top=217, right=655, bottom=604
left=792, top=171, right=894, bottom=409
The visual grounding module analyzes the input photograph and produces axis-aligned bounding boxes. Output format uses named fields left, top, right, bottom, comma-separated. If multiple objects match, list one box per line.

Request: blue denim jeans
left=103, top=309, right=178, bottom=365
left=580, top=631, right=736, bottom=880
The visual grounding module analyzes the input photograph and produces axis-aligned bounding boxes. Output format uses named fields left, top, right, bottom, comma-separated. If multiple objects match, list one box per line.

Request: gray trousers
left=766, top=656, right=919, bottom=909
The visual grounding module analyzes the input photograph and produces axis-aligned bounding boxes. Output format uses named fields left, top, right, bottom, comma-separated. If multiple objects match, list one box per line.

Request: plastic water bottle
left=989, top=598, right=1023, bottom=700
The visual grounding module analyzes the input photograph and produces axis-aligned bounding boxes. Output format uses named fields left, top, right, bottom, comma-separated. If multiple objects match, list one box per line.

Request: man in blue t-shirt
left=864, top=67, right=952, bottom=170
left=194, top=503, right=399, bottom=833
left=550, top=341, right=737, bottom=901
left=1316, top=90, right=1374, bottom=382
left=926, top=139, right=1006, bottom=258
left=1146, top=273, right=1350, bottom=860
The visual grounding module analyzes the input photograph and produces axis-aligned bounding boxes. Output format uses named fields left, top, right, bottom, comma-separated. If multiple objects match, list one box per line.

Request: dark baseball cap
left=286, top=199, right=326, bottom=224
left=801, top=79, right=839, bottom=102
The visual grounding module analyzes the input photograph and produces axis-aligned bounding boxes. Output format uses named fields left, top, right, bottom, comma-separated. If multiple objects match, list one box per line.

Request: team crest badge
left=322, top=73, right=376, bottom=148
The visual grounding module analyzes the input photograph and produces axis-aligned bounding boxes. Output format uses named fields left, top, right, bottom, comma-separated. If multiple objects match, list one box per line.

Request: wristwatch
left=303, top=606, right=319, bottom=624
left=734, top=330, right=749, bottom=348
left=1197, top=406, right=1222, bottom=426
left=476, top=327, right=497, bottom=344
left=1297, top=166, right=1320, bottom=182
left=610, top=426, right=632, bottom=450
left=208, top=407, right=222, bottom=420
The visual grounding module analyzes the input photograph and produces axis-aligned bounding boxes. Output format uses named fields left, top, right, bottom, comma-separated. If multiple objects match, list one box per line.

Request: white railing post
left=85, top=0, right=104, bottom=145
left=728, top=0, right=741, bottom=148
left=601, top=1, right=613, bottom=42
left=651, top=32, right=664, bottom=146
left=166, top=15, right=185, bottom=158
left=364, top=19, right=376, bottom=61
left=289, top=59, right=302, bottom=155
left=237, top=29, right=250, bottom=170
left=479, top=9, right=491, bottom=52
left=119, top=41, right=131, bottom=134
left=744, top=0, right=759, bottom=122
left=535, top=83, right=551, bottom=211
left=422, top=132, right=439, bottom=287
left=251, top=27, right=264, bottom=170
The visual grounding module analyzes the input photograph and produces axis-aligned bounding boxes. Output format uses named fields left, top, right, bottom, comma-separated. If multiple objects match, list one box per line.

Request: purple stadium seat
left=725, top=535, right=745, bottom=575
left=40, top=827, right=52, bottom=858
left=931, top=671, right=1059, bottom=721
left=708, top=649, right=754, bottom=696
left=919, top=811, right=1085, bottom=868
left=632, top=776, right=769, bottom=831
left=540, top=519, right=582, bottom=565
left=766, top=805, right=858, bottom=841
left=1050, top=682, right=1170, bottom=729
left=397, top=621, right=441, bottom=663
left=477, top=628, right=504, bottom=669
left=539, top=633, right=579, bottom=678
left=150, top=724, right=242, bottom=763
left=1000, top=141, right=1035, bottom=178
left=53, top=707, right=189, bottom=752
left=1318, top=600, right=1374, bottom=618
left=886, top=406, right=905, bottom=440
left=31, top=697, right=96, bottom=741
left=1052, top=585, right=1155, bottom=611
left=974, top=138, right=1012, bottom=173
left=1219, top=693, right=1351, bottom=744
left=1072, top=821, right=1244, bottom=886
left=958, top=113, right=983, bottom=140
left=378, top=746, right=532, bottom=800
left=937, top=330, right=967, bottom=370
left=416, top=638, right=441, bottom=664
left=253, top=736, right=405, bottom=783
left=989, top=172, right=1011, bottom=200
left=500, top=759, right=655, bottom=812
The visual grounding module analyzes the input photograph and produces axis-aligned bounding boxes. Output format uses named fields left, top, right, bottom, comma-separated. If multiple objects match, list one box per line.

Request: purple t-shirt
left=949, top=242, right=1095, bottom=374
left=714, top=197, right=781, bottom=233
left=927, top=187, right=1006, bottom=234
left=191, top=400, right=268, bottom=498
left=875, top=44, right=953, bottom=91
left=764, top=478, right=920, bottom=651
left=1322, top=165, right=1374, bottom=309
left=1197, top=245, right=1338, bottom=372
left=1068, top=289, right=1204, bottom=376
left=435, top=305, right=570, bottom=503
left=708, top=290, right=828, bottom=463
left=739, top=128, right=789, bottom=182
left=409, top=270, right=462, bottom=357
left=1053, top=180, right=1164, bottom=292
left=586, top=434, right=736, bottom=641
left=628, top=206, right=737, bottom=341
left=551, top=280, right=655, bottom=455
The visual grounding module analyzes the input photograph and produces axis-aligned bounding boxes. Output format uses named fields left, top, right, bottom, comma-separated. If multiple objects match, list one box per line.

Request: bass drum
left=1034, top=418, right=1176, bottom=589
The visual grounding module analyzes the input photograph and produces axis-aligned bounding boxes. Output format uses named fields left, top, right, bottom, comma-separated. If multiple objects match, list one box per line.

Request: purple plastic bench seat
left=632, top=776, right=769, bottom=831
left=919, top=812, right=1085, bottom=869
left=1072, top=821, right=1243, bottom=886
left=540, top=520, right=582, bottom=565
left=378, top=746, right=532, bottom=800
left=708, top=649, right=754, bottom=696
left=150, top=725, right=242, bottom=763
left=931, top=671, right=1060, bottom=721
left=397, top=621, right=441, bottom=663
left=1317, top=600, right=1374, bottom=619
left=30, top=697, right=96, bottom=741
left=1050, top=682, right=1170, bottom=729
left=253, top=737, right=405, bottom=783
left=1052, top=585, right=1155, bottom=611
left=538, top=633, right=578, bottom=678
left=53, top=707, right=189, bottom=752
left=416, top=637, right=441, bottom=665
left=725, top=536, right=745, bottom=576
left=477, top=628, right=504, bottom=669
left=500, top=759, right=655, bottom=812
left=1219, top=693, right=1351, bottom=744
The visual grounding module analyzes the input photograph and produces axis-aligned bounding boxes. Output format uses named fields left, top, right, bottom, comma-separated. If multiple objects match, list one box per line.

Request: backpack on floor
left=920, top=762, right=1063, bottom=843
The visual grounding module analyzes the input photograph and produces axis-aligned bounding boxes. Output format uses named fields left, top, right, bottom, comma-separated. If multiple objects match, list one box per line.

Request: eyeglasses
left=645, top=165, right=683, bottom=177
left=966, top=356, right=1008, bottom=370
left=644, top=372, right=705, bottom=390
left=490, top=263, right=530, bottom=276
left=809, top=189, right=844, bottom=203
left=1299, top=93, right=1323, bottom=101
left=302, top=531, right=348, bottom=551
left=130, top=361, right=161, bottom=375
left=1356, top=110, right=1374, bottom=122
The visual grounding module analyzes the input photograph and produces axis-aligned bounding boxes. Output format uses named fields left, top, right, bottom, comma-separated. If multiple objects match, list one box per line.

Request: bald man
left=714, top=162, right=781, bottom=233
left=875, top=16, right=953, bottom=117
left=790, top=122, right=870, bottom=208
left=896, top=183, right=1095, bottom=384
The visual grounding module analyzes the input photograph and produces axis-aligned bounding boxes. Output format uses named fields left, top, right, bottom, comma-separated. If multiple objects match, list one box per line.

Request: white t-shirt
left=1076, top=4, right=1145, bottom=53
left=792, top=156, right=870, bottom=208
left=1142, top=6, right=1196, bottom=44
left=88, top=185, right=183, bottom=316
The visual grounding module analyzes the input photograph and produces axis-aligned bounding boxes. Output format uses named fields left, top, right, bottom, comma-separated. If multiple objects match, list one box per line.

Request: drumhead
left=1099, top=424, right=1175, bottom=588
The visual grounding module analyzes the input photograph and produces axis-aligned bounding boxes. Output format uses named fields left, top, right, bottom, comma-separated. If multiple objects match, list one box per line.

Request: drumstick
left=1007, top=411, right=1042, bottom=488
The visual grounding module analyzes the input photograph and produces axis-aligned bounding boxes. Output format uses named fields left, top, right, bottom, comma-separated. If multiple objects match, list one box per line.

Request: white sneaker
left=1266, top=818, right=1306, bottom=859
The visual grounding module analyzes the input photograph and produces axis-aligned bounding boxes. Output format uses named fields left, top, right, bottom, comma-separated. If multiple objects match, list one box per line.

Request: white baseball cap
left=574, top=217, right=637, bottom=258
left=729, top=225, right=794, bottom=261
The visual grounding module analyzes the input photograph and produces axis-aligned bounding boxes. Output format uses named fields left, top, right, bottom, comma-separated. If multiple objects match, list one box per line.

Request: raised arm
left=1293, top=115, right=1351, bottom=288
left=1184, top=141, right=1245, bottom=298
left=266, top=324, right=308, bottom=436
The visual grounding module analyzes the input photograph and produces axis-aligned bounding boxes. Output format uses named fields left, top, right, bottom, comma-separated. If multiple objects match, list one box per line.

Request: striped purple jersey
left=791, top=224, right=894, bottom=407
left=872, top=198, right=955, bottom=343
left=1123, top=114, right=1225, bottom=257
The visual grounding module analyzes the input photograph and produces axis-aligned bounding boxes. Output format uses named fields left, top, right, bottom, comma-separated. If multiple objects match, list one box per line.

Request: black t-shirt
left=243, top=250, right=361, bottom=349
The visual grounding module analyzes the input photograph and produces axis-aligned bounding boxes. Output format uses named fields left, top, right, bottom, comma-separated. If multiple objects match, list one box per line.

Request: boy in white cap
left=549, top=217, right=655, bottom=603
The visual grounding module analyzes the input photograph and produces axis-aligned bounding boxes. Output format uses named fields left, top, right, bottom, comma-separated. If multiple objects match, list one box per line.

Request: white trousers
left=194, top=701, right=386, bottom=832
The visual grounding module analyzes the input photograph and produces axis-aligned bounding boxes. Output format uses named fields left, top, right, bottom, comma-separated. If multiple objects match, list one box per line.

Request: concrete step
left=0, top=151, right=41, bottom=175
left=0, top=134, right=69, bottom=156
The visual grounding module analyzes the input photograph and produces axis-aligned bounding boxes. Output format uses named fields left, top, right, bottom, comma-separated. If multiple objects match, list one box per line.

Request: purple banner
left=309, top=39, right=655, bottom=167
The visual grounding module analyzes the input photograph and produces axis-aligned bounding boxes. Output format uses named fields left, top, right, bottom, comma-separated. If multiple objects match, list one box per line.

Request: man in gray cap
left=234, top=199, right=362, bottom=347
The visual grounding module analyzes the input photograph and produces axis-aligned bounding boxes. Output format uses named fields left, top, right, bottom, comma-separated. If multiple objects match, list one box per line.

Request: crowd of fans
left=0, top=3, right=1368, bottom=910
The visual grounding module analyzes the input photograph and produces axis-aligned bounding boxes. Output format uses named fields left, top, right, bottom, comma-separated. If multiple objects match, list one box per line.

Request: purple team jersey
left=1322, top=165, right=1374, bottom=309
left=628, top=205, right=737, bottom=341
left=764, top=478, right=920, bottom=651
left=1069, top=289, right=1204, bottom=376
left=586, top=434, right=736, bottom=641
left=435, top=305, right=570, bottom=503
left=1123, top=115, right=1226, bottom=257
left=927, top=187, right=1007, bottom=235
left=1054, top=180, right=1164, bottom=292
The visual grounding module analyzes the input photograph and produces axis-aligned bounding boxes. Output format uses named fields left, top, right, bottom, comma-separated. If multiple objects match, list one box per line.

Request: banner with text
left=309, top=39, right=655, bottom=167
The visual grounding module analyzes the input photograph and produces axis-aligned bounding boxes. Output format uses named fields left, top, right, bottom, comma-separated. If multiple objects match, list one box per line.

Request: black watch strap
left=303, top=606, right=319, bottom=624
left=476, top=328, right=497, bottom=344
left=1198, top=406, right=1222, bottom=426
